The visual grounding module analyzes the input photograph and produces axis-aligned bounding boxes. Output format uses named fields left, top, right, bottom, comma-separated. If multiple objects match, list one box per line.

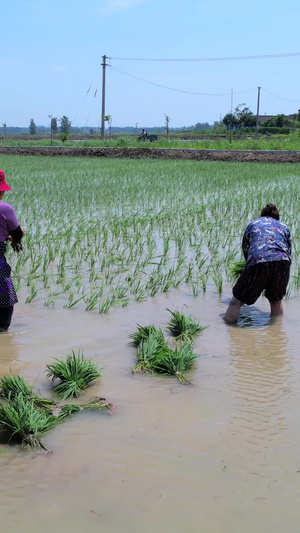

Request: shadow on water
left=236, top=305, right=271, bottom=328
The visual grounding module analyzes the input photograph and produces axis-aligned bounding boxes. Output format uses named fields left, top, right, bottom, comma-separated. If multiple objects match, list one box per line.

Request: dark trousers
left=0, top=306, right=14, bottom=331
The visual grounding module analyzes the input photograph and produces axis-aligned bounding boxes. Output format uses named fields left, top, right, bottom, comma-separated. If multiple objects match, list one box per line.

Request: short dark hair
left=260, top=203, right=280, bottom=220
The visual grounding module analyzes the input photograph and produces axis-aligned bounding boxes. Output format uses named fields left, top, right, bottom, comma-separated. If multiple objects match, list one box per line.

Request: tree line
left=222, top=104, right=300, bottom=130
left=29, top=116, right=71, bottom=135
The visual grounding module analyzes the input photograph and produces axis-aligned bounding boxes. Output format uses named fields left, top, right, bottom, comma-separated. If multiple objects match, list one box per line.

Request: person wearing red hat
left=0, top=170, right=24, bottom=330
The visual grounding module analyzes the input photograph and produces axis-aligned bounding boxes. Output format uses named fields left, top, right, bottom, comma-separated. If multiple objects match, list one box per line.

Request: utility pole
left=255, top=86, right=261, bottom=138
left=101, top=55, right=107, bottom=140
left=48, top=115, right=52, bottom=145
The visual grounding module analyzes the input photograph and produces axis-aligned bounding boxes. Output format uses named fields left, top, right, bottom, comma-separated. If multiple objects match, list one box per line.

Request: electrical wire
left=72, top=68, right=102, bottom=125
left=262, top=88, right=300, bottom=103
left=109, top=65, right=256, bottom=97
left=110, top=52, right=300, bottom=62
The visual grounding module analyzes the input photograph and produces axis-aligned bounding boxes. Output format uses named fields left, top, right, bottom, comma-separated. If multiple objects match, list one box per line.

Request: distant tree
left=164, top=114, right=171, bottom=139
left=89, top=127, right=95, bottom=135
left=275, top=114, right=289, bottom=127
left=262, top=114, right=291, bottom=128
left=223, top=104, right=256, bottom=129
left=234, top=104, right=256, bottom=127
left=195, top=122, right=211, bottom=131
left=222, top=113, right=239, bottom=128
left=29, top=119, right=37, bottom=135
left=2, top=123, right=7, bottom=137
left=51, top=117, right=58, bottom=135
left=59, top=115, right=71, bottom=134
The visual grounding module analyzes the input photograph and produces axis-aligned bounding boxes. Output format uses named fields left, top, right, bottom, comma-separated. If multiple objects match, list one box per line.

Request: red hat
left=0, top=170, right=11, bottom=191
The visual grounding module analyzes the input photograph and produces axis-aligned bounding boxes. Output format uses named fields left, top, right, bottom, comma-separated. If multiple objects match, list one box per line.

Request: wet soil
left=1, top=145, right=300, bottom=163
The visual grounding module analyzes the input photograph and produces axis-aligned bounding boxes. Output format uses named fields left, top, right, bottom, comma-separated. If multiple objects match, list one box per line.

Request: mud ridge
left=1, top=146, right=300, bottom=163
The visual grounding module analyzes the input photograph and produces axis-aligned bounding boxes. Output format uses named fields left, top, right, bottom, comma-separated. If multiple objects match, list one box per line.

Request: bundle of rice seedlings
left=46, top=350, right=101, bottom=400
left=229, top=260, right=246, bottom=282
left=151, top=341, right=197, bottom=384
left=128, top=325, right=165, bottom=347
left=0, top=394, right=59, bottom=451
left=133, top=331, right=169, bottom=373
left=55, top=397, right=113, bottom=419
left=166, top=309, right=204, bottom=341
left=0, top=375, right=55, bottom=411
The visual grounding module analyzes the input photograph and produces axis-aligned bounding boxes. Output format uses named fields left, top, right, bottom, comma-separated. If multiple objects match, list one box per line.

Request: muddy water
left=1, top=287, right=300, bottom=533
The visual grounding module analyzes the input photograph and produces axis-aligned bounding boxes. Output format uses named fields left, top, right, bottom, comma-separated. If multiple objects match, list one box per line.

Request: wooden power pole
left=101, top=55, right=107, bottom=140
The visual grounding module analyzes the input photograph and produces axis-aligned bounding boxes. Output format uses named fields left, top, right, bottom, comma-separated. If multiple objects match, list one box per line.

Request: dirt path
left=1, top=145, right=300, bottom=163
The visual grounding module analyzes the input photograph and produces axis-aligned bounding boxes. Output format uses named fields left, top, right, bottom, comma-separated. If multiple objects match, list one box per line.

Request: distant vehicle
left=137, top=132, right=158, bottom=142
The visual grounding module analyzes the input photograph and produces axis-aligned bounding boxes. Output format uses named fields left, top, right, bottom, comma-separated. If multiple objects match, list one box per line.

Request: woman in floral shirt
left=225, top=203, right=291, bottom=323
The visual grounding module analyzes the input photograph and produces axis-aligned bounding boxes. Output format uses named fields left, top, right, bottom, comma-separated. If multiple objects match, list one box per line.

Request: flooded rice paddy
left=0, top=156, right=300, bottom=532
left=2, top=290, right=300, bottom=533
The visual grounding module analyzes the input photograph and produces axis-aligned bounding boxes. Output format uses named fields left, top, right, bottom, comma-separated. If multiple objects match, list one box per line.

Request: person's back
left=0, top=202, right=20, bottom=242
left=243, top=216, right=291, bottom=268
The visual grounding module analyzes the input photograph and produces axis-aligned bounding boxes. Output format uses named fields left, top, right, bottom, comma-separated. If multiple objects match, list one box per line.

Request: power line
left=262, top=88, right=300, bottom=103
left=72, top=68, right=102, bottom=125
left=110, top=52, right=300, bottom=62
left=109, top=65, right=256, bottom=97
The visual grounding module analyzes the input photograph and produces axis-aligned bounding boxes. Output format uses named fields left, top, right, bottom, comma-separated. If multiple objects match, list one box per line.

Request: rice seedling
left=0, top=394, right=59, bottom=451
left=151, top=341, right=197, bottom=384
left=211, top=268, right=223, bottom=297
left=3, top=154, right=300, bottom=313
left=25, top=282, right=40, bottom=303
left=99, top=296, right=114, bottom=313
left=166, top=309, right=205, bottom=341
left=46, top=350, right=102, bottom=400
left=85, top=291, right=100, bottom=311
left=63, top=291, right=86, bottom=309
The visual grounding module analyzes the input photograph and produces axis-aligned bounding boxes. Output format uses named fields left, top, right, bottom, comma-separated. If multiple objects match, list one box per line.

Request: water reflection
left=227, top=318, right=292, bottom=469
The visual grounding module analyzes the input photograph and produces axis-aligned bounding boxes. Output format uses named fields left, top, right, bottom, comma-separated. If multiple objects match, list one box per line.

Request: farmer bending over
left=224, top=203, right=291, bottom=324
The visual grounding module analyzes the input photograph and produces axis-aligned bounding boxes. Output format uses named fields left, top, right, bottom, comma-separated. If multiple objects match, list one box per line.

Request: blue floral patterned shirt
left=242, top=216, right=291, bottom=268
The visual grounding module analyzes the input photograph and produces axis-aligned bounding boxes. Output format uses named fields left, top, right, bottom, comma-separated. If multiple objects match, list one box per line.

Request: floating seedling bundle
left=0, top=351, right=112, bottom=452
left=129, top=310, right=205, bottom=384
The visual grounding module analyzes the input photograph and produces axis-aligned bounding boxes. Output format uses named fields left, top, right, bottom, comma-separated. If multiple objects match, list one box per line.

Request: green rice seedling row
left=2, top=155, right=300, bottom=311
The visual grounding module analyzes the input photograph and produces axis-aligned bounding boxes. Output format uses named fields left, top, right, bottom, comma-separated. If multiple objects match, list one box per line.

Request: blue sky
left=2, top=0, right=300, bottom=128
